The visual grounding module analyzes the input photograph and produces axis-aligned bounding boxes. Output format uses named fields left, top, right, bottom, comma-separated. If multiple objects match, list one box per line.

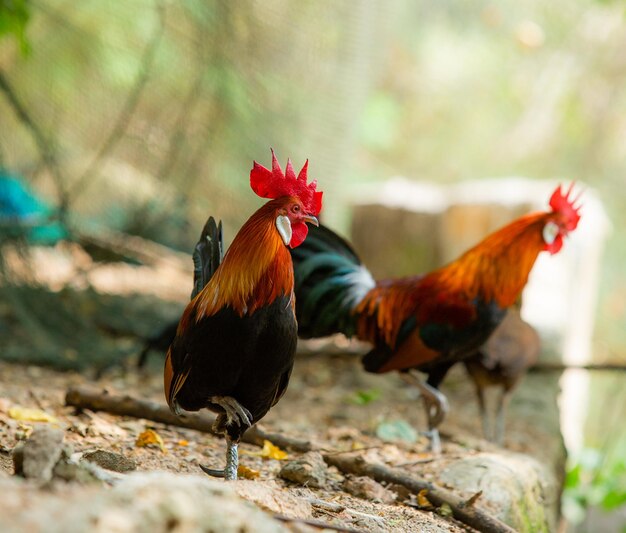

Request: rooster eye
left=292, top=205, right=300, bottom=213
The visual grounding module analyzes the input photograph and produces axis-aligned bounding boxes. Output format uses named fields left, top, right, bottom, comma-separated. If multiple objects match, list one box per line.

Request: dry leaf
left=438, top=503, right=453, bottom=517
left=238, top=464, right=260, bottom=479
left=8, top=406, right=59, bottom=424
left=136, top=429, right=166, bottom=453
left=177, top=440, right=189, bottom=447
left=259, top=440, right=288, bottom=460
left=242, top=440, right=288, bottom=460
left=417, top=489, right=433, bottom=508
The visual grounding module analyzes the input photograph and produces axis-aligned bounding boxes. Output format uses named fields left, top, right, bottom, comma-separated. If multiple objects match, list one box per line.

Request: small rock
left=13, top=427, right=66, bottom=482
left=343, top=476, right=396, bottom=504
left=82, top=450, right=136, bottom=473
left=278, top=452, right=328, bottom=489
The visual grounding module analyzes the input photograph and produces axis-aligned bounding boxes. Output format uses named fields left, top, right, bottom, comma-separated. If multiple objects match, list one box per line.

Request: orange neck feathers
left=186, top=200, right=294, bottom=325
left=426, top=212, right=547, bottom=308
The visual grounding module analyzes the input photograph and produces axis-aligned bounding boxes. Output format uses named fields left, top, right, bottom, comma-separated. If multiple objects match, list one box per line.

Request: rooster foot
left=200, top=438, right=239, bottom=480
left=210, top=396, right=253, bottom=433
left=401, top=370, right=450, bottom=454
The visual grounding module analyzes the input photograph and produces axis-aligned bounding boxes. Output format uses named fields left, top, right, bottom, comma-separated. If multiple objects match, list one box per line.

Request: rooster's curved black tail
left=138, top=217, right=223, bottom=367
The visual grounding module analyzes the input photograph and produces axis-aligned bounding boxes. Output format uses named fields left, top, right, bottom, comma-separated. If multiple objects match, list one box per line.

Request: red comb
left=250, top=149, right=323, bottom=216
left=549, top=183, right=582, bottom=231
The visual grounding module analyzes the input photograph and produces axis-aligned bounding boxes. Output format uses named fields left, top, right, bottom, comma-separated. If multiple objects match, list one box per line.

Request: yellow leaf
left=260, top=440, right=288, bottom=460
left=9, top=406, right=59, bottom=424
left=136, top=429, right=166, bottom=453
left=237, top=464, right=260, bottom=479
left=242, top=440, right=288, bottom=460
left=417, top=489, right=433, bottom=508
left=178, top=440, right=189, bottom=447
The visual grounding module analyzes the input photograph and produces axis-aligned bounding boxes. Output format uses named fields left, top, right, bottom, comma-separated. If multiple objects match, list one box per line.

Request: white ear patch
left=543, top=221, right=559, bottom=245
left=276, top=215, right=292, bottom=246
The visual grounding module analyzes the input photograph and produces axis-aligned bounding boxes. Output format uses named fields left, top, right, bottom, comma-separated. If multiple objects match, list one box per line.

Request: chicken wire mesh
left=0, top=0, right=394, bottom=368
left=1, top=0, right=393, bottom=245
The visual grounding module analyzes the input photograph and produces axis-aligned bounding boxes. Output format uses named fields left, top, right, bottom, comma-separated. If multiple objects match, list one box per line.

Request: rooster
left=291, top=184, right=581, bottom=452
left=464, top=306, right=540, bottom=445
left=165, top=150, right=322, bottom=480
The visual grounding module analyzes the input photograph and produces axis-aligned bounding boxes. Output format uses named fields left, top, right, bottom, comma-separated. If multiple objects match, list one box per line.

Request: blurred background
left=0, top=0, right=624, bottom=530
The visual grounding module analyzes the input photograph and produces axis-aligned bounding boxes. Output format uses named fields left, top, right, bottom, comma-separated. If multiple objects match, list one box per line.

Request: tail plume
left=139, top=217, right=223, bottom=368
left=290, top=224, right=375, bottom=338
left=191, top=217, right=223, bottom=299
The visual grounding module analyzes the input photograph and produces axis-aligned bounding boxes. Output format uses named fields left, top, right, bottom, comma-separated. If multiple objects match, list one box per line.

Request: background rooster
left=464, top=306, right=540, bottom=444
left=291, top=184, right=581, bottom=452
left=164, top=151, right=322, bottom=479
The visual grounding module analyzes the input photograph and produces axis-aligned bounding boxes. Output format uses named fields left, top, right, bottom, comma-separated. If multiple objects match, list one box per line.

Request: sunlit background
left=1, top=1, right=625, bottom=530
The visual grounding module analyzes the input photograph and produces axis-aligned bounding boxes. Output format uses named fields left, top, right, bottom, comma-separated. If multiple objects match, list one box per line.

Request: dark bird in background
left=137, top=321, right=178, bottom=369
left=164, top=151, right=322, bottom=480
left=464, top=307, right=540, bottom=445
left=291, top=184, right=581, bottom=452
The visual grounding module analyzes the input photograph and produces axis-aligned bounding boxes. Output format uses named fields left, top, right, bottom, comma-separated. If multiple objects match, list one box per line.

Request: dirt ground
left=0, top=348, right=563, bottom=532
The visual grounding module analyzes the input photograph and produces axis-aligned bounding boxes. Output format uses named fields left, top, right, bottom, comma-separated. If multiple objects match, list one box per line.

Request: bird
left=463, top=306, right=540, bottom=445
left=290, top=184, right=581, bottom=453
left=164, top=150, right=322, bottom=480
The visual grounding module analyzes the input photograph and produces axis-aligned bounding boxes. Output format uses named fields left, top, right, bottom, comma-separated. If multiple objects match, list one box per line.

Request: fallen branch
left=308, top=498, right=386, bottom=527
left=64, top=386, right=312, bottom=453
left=323, top=454, right=516, bottom=533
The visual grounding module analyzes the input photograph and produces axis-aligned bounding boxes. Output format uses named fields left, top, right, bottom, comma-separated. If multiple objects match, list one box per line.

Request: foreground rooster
left=165, top=150, right=322, bottom=480
left=291, top=184, right=581, bottom=451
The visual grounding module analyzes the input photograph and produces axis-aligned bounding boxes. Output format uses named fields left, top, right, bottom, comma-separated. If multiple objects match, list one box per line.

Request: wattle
left=289, top=222, right=309, bottom=248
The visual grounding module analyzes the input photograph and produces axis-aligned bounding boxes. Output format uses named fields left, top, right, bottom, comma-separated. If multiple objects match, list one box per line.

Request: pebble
left=12, top=427, right=66, bottom=483
left=82, top=449, right=137, bottom=473
left=278, top=451, right=328, bottom=489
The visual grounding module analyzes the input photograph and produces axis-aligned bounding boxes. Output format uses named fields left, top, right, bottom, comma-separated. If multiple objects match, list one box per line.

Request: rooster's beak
left=303, top=214, right=319, bottom=227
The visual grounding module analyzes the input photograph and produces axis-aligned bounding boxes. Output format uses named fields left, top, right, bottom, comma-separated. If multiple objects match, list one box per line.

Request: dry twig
left=64, top=386, right=312, bottom=453
left=323, top=454, right=516, bottom=533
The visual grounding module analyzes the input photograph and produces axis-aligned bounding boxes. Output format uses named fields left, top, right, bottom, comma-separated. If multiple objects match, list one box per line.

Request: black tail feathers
left=138, top=216, right=223, bottom=367
left=191, top=216, right=223, bottom=299
left=290, top=224, right=375, bottom=339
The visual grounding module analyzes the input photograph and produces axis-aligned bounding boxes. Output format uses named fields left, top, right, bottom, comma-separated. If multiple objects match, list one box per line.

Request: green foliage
left=376, top=418, right=418, bottom=443
left=347, top=388, right=381, bottom=406
left=563, top=448, right=626, bottom=524
left=0, top=0, right=30, bottom=54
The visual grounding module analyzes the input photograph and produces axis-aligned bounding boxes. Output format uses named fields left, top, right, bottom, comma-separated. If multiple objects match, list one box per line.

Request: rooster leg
left=475, top=384, right=491, bottom=441
left=494, top=389, right=510, bottom=446
left=402, top=370, right=450, bottom=454
left=200, top=437, right=239, bottom=480
left=199, top=396, right=252, bottom=480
